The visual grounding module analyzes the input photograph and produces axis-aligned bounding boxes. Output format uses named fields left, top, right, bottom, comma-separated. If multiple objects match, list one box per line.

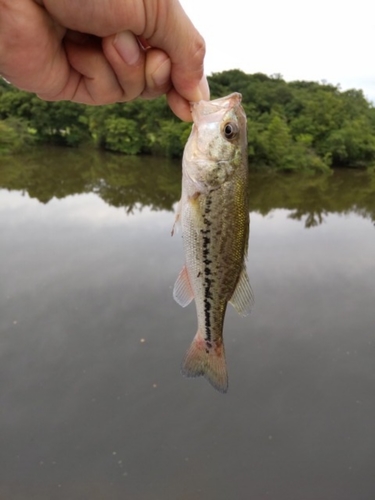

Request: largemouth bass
left=173, top=92, right=254, bottom=393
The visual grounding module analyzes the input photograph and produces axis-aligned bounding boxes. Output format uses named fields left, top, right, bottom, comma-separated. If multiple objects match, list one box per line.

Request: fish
left=173, top=92, right=254, bottom=393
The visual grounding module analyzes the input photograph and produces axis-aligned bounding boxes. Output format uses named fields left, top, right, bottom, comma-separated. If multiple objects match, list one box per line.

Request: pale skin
left=0, top=0, right=210, bottom=121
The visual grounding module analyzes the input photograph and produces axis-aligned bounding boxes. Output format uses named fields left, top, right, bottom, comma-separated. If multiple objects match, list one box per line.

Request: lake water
left=1, top=148, right=375, bottom=500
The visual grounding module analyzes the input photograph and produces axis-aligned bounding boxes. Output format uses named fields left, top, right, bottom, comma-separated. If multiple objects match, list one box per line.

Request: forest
left=1, top=69, right=375, bottom=173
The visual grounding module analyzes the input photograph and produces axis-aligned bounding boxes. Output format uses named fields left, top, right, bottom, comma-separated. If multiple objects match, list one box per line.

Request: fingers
left=1, top=0, right=209, bottom=117
left=39, top=0, right=210, bottom=115
left=39, top=0, right=145, bottom=37
left=48, top=36, right=127, bottom=104
left=103, top=33, right=172, bottom=101
left=101, top=31, right=145, bottom=102
left=144, top=0, right=210, bottom=106
left=0, top=0, right=68, bottom=93
left=167, top=89, right=193, bottom=122
left=141, top=48, right=172, bottom=100
left=37, top=28, right=174, bottom=105
left=166, top=76, right=212, bottom=121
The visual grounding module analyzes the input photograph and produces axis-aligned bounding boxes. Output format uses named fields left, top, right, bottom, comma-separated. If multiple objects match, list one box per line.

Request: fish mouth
left=190, top=92, right=243, bottom=123
left=184, top=92, right=246, bottom=166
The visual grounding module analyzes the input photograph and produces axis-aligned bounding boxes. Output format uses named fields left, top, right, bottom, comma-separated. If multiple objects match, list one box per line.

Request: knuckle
left=193, top=34, right=206, bottom=61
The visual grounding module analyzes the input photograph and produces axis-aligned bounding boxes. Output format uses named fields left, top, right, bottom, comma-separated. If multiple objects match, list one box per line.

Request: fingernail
left=114, top=31, right=141, bottom=66
left=197, top=76, right=210, bottom=101
left=152, top=57, right=171, bottom=87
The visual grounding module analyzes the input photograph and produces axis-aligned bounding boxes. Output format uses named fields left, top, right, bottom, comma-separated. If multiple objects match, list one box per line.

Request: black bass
left=173, top=92, right=253, bottom=393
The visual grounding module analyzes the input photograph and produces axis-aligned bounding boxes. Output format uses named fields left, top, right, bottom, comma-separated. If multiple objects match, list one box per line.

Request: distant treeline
left=1, top=70, right=375, bottom=172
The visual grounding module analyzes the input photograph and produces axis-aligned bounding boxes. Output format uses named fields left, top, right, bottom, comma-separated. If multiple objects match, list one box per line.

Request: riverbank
left=2, top=70, right=375, bottom=173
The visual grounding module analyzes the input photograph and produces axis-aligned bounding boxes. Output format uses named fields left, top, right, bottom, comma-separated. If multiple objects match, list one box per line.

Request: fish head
left=183, top=93, right=247, bottom=192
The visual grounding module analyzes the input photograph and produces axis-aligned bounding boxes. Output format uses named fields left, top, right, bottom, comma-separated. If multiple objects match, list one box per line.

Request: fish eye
left=222, top=122, right=238, bottom=140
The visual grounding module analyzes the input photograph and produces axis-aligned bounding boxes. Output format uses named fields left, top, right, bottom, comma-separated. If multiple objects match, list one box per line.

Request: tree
left=1, top=70, right=375, bottom=171
left=103, top=117, right=143, bottom=155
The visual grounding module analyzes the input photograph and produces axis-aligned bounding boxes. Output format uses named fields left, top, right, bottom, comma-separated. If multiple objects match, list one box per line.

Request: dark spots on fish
left=197, top=271, right=201, bottom=278
left=205, top=277, right=213, bottom=287
left=203, top=276, right=213, bottom=340
left=204, top=299, right=212, bottom=343
left=203, top=217, right=211, bottom=264
left=202, top=195, right=215, bottom=343
left=204, top=278, right=213, bottom=298
left=203, top=198, right=212, bottom=220
left=205, top=339, right=212, bottom=354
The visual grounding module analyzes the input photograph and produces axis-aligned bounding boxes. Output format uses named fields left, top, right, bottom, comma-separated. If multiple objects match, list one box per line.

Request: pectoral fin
left=171, top=200, right=181, bottom=236
left=173, top=265, right=194, bottom=307
left=229, top=266, right=254, bottom=317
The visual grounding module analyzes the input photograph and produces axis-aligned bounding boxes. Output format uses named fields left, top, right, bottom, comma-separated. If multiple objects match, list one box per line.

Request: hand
left=0, top=0, right=210, bottom=120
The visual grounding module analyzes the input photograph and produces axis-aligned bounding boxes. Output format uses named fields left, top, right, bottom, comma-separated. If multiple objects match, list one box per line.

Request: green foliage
left=1, top=70, right=375, bottom=171
left=0, top=117, right=34, bottom=154
left=0, top=89, right=89, bottom=146
left=102, top=117, right=143, bottom=155
left=209, top=70, right=375, bottom=171
left=155, top=120, right=191, bottom=158
left=323, top=118, right=375, bottom=166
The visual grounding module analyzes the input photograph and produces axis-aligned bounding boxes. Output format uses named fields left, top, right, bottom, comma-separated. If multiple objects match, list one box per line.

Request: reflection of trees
left=288, top=209, right=327, bottom=228
left=1, top=148, right=375, bottom=226
left=0, top=147, right=181, bottom=212
left=249, top=170, right=375, bottom=228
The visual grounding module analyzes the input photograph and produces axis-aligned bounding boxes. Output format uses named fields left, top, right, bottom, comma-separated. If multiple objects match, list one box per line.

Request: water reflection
left=0, top=147, right=181, bottom=212
left=1, top=147, right=375, bottom=225
left=0, top=149, right=375, bottom=500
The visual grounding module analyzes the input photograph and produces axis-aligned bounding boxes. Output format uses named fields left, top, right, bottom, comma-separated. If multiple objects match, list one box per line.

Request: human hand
left=0, top=0, right=209, bottom=120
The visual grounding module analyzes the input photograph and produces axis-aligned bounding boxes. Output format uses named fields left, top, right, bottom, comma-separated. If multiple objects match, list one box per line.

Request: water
left=1, top=148, right=375, bottom=499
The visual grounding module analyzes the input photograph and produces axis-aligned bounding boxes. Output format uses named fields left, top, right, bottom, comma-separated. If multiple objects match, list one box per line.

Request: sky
left=180, top=0, right=375, bottom=103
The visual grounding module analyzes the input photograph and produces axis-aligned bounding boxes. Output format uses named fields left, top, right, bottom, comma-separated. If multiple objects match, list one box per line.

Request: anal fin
left=229, top=266, right=254, bottom=317
left=173, top=265, right=194, bottom=307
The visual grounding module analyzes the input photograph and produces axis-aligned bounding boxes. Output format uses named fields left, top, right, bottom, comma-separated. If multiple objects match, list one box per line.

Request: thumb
left=146, top=0, right=210, bottom=103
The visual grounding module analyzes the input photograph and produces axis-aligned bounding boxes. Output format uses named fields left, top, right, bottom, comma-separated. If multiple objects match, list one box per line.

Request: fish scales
left=173, top=93, right=254, bottom=393
left=183, top=176, right=248, bottom=341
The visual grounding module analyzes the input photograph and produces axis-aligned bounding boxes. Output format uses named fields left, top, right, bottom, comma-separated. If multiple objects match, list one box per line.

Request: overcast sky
left=180, top=0, right=375, bottom=103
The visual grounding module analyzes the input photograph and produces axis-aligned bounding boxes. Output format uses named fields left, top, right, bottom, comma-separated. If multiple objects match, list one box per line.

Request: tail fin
left=181, top=333, right=228, bottom=393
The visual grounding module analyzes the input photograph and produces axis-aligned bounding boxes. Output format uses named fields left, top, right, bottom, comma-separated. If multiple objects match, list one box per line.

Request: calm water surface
left=0, top=149, right=375, bottom=500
